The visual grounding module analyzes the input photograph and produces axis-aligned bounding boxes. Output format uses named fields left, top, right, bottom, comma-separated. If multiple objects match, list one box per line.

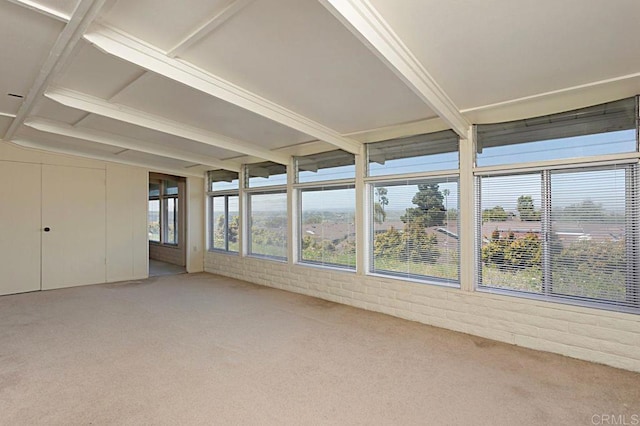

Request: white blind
left=300, top=186, right=355, bottom=268
left=477, top=164, right=639, bottom=309
left=371, top=177, right=459, bottom=285
left=477, top=97, right=636, bottom=150
left=296, top=150, right=355, bottom=182
left=367, top=130, right=459, bottom=176
left=248, top=191, right=287, bottom=260
left=246, top=161, right=287, bottom=188
left=207, top=170, right=239, bottom=192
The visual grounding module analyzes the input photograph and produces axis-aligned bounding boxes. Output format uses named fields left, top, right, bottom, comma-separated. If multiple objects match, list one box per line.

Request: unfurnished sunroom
left=1, top=0, right=640, bottom=423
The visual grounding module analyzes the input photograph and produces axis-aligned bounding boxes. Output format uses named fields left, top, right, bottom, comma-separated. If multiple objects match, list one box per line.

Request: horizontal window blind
left=246, top=161, right=287, bottom=188
left=477, top=164, right=640, bottom=309
left=476, top=97, right=637, bottom=167
left=300, top=186, right=355, bottom=269
left=248, top=191, right=287, bottom=260
left=207, top=170, right=239, bottom=192
left=367, top=130, right=459, bottom=176
left=371, top=178, right=459, bottom=285
left=296, top=150, right=355, bottom=183
left=549, top=166, right=637, bottom=306
left=211, top=195, right=239, bottom=252
left=477, top=173, right=543, bottom=292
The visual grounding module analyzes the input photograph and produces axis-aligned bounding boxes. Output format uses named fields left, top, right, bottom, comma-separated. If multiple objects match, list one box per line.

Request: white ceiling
left=2, top=0, right=639, bottom=176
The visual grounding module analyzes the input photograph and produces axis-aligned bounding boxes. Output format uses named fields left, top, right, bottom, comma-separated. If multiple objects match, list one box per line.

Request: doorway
left=148, top=173, right=186, bottom=277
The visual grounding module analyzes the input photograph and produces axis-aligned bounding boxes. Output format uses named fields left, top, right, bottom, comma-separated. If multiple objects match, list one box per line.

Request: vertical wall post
left=458, top=126, right=475, bottom=292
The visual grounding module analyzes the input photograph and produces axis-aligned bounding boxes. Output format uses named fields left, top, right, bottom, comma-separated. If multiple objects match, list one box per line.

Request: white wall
left=186, top=176, right=205, bottom=273
left=0, top=141, right=148, bottom=285
left=205, top=253, right=640, bottom=373
left=106, top=163, right=148, bottom=282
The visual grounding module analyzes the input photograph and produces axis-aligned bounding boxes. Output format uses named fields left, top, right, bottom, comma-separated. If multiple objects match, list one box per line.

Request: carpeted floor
left=0, top=272, right=638, bottom=425
left=148, top=259, right=186, bottom=277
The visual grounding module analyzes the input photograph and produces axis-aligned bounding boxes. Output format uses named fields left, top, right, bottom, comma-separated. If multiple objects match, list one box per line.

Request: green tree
left=482, top=230, right=541, bottom=270
left=517, top=195, right=541, bottom=221
left=374, top=187, right=389, bottom=224
left=401, top=183, right=446, bottom=227
left=482, top=206, right=508, bottom=222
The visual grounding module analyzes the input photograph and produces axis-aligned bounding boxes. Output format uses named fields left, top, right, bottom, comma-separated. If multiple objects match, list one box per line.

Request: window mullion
left=541, top=170, right=552, bottom=295
left=625, top=164, right=639, bottom=306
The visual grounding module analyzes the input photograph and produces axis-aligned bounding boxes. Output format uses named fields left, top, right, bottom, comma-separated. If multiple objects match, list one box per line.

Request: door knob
left=43, top=227, right=51, bottom=232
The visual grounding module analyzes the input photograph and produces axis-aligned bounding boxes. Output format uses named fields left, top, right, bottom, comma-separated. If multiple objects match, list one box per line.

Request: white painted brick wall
left=205, top=252, right=640, bottom=372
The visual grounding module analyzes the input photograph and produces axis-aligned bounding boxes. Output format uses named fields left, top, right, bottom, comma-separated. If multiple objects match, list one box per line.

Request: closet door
left=41, top=165, right=106, bottom=290
left=0, top=161, right=41, bottom=295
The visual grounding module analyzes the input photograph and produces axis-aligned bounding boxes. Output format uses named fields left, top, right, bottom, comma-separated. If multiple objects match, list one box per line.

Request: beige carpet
left=0, top=273, right=638, bottom=425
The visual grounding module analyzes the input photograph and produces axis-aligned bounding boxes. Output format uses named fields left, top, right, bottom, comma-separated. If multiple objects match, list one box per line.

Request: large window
left=296, top=150, right=356, bottom=269
left=248, top=191, right=287, bottom=259
left=371, top=178, right=459, bottom=285
left=476, top=97, right=640, bottom=311
left=245, top=161, right=288, bottom=260
left=207, top=170, right=239, bottom=253
left=366, top=131, right=460, bottom=286
left=148, top=178, right=180, bottom=245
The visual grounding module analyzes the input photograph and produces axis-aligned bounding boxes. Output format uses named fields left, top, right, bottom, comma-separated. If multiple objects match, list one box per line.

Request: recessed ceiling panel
left=0, top=116, right=12, bottom=137
left=56, top=43, right=145, bottom=99
left=17, top=127, right=124, bottom=155
left=181, top=0, right=433, bottom=134
left=78, top=114, right=243, bottom=160
left=101, top=0, right=233, bottom=51
left=30, top=98, right=89, bottom=124
left=370, top=0, right=640, bottom=109
left=111, top=73, right=314, bottom=149
left=33, top=0, right=80, bottom=17
left=0, top=2, right=64, bottom=115
left=117, top=149, right=205, bottom=172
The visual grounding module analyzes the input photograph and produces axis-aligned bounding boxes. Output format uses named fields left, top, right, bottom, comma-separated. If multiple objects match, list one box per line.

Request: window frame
left=296, top=182, right=357, bottom=271
left=366, top=174, right=461, bottom=287
left=207, top=170, right=240, bottom=254
left=473, top=96, right=640, bottom=313
left=245, top=188, right=288, bottom=261
left=149, top=178, right=180, bottom=247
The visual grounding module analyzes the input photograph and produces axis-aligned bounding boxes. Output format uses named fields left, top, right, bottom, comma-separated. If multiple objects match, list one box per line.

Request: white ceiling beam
left=24, top=117, right=241, bottom=171
left=319, top=0, right=470, bottom=139
left=3, top=0, right=106, bottom=141
left=83, top=24, right=362, bottom=155
left=6, top=0, right=70, bottom=22
left=11, top=138, right=206, bottom=178
left=0, top=112, right=17, bottom=118
left=45, top=87, right=291, bottom=165
left=167, top=0, right=254, bottom=58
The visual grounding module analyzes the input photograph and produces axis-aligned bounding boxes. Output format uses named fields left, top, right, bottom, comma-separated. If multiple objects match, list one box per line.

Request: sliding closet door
left=41, top=165, right=106, bottom=290
left=0, top=161, right=41, bottom=295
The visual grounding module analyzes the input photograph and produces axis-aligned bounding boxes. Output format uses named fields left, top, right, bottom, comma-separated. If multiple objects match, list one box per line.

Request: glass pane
left=301, top=187, right=355, bottom=268
left=249, top=192, right=287, bottom=259
left=211, top=196, right=226, bottom=250
left=164, top=179, right=179, bottom=196
left=208, top=170, right=239, bottom=191
left=479, top=173, right=542, bottom=292
left=477, top=130, right=636, bottom=167
left=148, top=199, right=160, bottom=242
left=149, top=182, right=160, bottom=197
left=297, top=150, right=355, bottom=183
left=246, top=162, right=287, bottom=188
left=371, top=178, right=459, bottom=285
left=368, top=130, right=459, bottom=176
left=165, top=198, right=178, bottom=244
left=228, top=196, right=239, bottom=253
left=369, top=151, right=459, bottom=176
left=550, top=167, right=628, bottom=303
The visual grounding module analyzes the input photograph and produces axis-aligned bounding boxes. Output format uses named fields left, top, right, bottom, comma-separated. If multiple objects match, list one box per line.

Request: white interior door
left=0, top=161, right=41, bottom=296
left=41, top=165, right=106, bottom=290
